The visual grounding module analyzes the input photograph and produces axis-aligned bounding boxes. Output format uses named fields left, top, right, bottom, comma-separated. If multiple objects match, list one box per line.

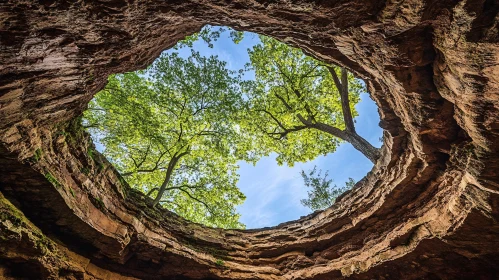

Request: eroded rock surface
left=1, top=0, right=498, bottom=279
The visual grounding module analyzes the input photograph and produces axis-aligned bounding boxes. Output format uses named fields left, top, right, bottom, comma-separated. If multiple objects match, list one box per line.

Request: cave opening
left=1, top=1, right=498, bottom=279
left=81, top=25, right=383, bottom=229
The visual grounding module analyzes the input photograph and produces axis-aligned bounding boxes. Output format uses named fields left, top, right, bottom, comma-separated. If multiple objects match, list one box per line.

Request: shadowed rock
left=1, top=0, right=499, bottom=279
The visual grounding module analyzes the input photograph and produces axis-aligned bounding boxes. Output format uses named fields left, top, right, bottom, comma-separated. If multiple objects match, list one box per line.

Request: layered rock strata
left=1, top=0, right=499, bottom=279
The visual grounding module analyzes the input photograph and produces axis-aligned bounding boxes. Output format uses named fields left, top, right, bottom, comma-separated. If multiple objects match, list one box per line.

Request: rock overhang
left=0, top=0, right=498, bottom=279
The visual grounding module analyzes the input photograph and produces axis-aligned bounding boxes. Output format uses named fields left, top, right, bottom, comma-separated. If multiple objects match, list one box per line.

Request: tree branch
left=82, top=123, right=100, bottom=129
left=300, top=64, right=321, bottom=80
left=255, top=109, right=307, bottom=139
left=267, top=125, right=308, bottom=140
left=297, top=115, right=347, bottom=141
left=131, top=142, right=152, bottom=170
left=339, top=67, right=355, bottom=132
left=150, top=150, right=190, bottom=208
left=158, top=184, right=215, bottom=216
left=176, top=188, right=215, bottom=216
left=274, top=60, right=295, bottom=86
left=327, top=66, right=356, bottom=132
left=291, top=89, right=317, bottom=121
left=122, top=149, right=169, bottom=176
left=146, top=188, right=159, bottom=197
left=256, top=109, right=288, bottom=131
left=274, top=93, right=293, bottom=111
left=327, top=66, right=342, bottom=91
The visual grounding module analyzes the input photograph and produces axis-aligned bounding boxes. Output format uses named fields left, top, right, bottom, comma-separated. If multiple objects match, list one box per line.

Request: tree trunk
left=339, top=68, right=356, bottom=133
left=150, top=160, right=176, bottom=208
left=150, top=152, right=187, bottom=208
left=342, top=130, right=380, bottom=164
left=302, top=120, right=380, bottom=163
left=323, top=67, right=379, bottom=163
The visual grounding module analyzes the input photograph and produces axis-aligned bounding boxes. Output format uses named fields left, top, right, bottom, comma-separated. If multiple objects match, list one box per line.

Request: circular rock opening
left=82, top=26, right=383, bottom=229
left=1, top=1, right=498, bottom=279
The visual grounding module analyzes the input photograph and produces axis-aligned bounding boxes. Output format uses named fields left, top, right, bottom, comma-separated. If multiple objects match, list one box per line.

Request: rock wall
left=1, top=0, right=498, bottom=279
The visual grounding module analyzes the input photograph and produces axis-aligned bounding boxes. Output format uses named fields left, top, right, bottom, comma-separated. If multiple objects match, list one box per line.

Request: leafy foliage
left=300, top=167, right=355, bottom=211
left=83, top=50, right=246, bottom=229
left=83, top=28, right=372, bottom=228
left=240, top=36, right=365, bottom=166
left=44, top=172, right=61, bottom=188
left=175, top=26, right=244, bottom=49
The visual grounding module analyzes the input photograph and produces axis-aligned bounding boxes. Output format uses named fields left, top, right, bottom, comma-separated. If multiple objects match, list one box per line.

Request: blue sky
left=94, top=27, right=383, bottom=229
left=167, top=28, right=383, bottom=229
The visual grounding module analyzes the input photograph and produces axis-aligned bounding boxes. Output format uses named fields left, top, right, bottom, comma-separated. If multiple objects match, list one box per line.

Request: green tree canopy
left=175, top=26, right=244, bottom=49
left=83, top=50, right=246, bottom=229
left=241, top=36, right=380, bottom=166
left=83, top=30, right=379, bottom=227
left=300, top=167, right=355, bottom=211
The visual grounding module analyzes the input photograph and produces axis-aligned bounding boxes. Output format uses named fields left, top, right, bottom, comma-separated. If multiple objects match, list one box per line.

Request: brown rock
left=0, top=0, right=498, bottom=279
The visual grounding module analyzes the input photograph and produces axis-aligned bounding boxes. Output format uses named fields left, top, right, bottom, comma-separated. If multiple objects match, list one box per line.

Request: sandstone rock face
left=1, top=0, right=498, bottom=279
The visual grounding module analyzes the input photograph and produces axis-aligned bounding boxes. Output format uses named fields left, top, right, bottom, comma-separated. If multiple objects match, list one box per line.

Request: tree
left=175, top=25, right=244, bottom=49
left=300, top=167, right=355, bottom=211
left=83, top=50, right=246, bottom=229
left=241, top=36, right=380, bottom=165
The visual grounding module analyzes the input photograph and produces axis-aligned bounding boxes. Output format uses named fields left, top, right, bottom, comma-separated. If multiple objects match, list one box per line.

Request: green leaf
left=238, top=35, right=364, bottom=166
left=300, top=166, right=354, bottom=211
left=83, top=50, right=246, bottom=229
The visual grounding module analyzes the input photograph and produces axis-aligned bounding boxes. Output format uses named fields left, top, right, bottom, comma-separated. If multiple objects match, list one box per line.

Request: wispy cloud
left=236, top=154, right=318, bottom=229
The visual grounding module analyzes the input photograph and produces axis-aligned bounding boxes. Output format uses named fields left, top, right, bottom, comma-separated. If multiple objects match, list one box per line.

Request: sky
left=94, top=27, right=383, bottom=229
left=167, top=28, right=383, bottom=229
